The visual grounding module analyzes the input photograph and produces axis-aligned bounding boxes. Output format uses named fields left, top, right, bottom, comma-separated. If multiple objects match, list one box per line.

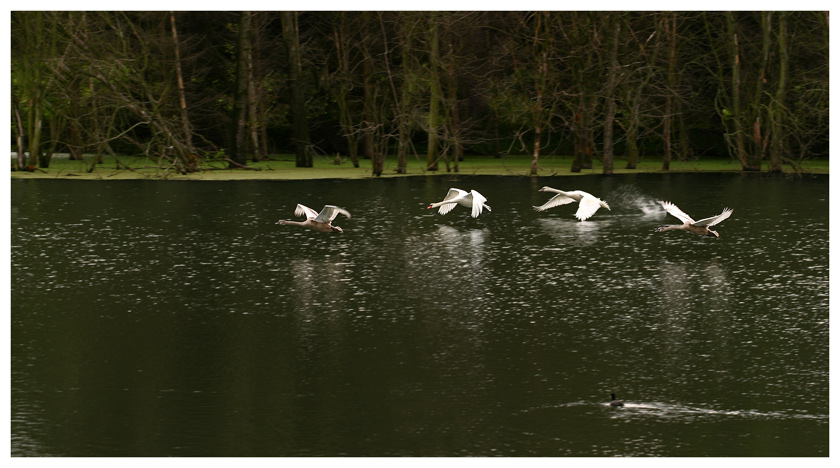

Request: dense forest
left=10, top=11, right=829, bottom=176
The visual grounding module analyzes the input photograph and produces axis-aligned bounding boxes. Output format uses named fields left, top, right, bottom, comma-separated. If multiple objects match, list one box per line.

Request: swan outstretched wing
left=294, top=204, right=319, bottom=220
left=436, top=188, right=468, bottom=215
left=437, top=203, right=458, bottom=215
left=694, top=207, right=733, bottom=227
left=314, top=205, right=351, bottom=223
left=533, top=193, right=576, bottom=212
left=660, top=201, right=695, bottom=224
left=574, top=195, right=603, bottom=221
left=469, top=190, right=488, bottom=218
left=442, top=188, right=468, bottom=202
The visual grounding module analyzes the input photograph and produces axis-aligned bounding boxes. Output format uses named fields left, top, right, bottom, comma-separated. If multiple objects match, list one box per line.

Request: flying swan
left=276, top=204, right=351, bottom=233
left=654, top=201, right=733, bottom=237
left=427, top=188, right=491, bottom=218
left=533, top=187, right=610, bottom=221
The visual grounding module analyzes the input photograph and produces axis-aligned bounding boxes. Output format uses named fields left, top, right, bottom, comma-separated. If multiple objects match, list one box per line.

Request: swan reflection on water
left=536, top=218, right=611, bottom=247
left=656, top=259, right=732, bottom=314
left=431, top=226, right=490, bottom=279
left=435, top=225, right=489, bottom=248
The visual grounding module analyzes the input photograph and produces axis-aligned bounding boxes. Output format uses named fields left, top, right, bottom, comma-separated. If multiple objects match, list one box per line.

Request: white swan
left=654, top=201, right=733, bottom=237
left=276, top=204, right=351, bottom=233
left=427, top=188, right=491, bottom=218
left=533, top=187, right=610, bottom=221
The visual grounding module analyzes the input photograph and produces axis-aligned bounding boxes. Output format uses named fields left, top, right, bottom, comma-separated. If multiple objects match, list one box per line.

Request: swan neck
left=279, top=220, right=306, bottom=227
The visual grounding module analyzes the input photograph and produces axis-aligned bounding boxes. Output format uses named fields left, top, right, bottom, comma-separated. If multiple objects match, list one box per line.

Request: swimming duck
left=428, top=188, right=491, bottom=218
left=610, top=393, right=624, bottom=407
left=533, top=187, right=610, bottom=221
left=276, top=204, right=351, bottom=233
left=654, top=201, right=733, bottom=237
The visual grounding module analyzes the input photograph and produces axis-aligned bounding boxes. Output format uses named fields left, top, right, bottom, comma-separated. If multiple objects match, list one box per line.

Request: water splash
left=524, top=401, right=827, bottom=421
left=607, top=184, right=663, bottom=218
left=603, top=401, right=827, bottom=421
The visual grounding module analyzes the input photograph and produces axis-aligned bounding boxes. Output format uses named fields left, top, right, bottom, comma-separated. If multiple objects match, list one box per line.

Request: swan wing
left=437, top=203, right=458, bottom=215
left=469, top=190, right=488, bottom=218
left=693, top=207, right=733, bottom=227
left=294, top=204, right=319, bottom=220
left=442, top=188, right=468, bottom=203
left=435, top=188, right=467, bottom=215
left=533, top=193, right=577, bottom=212
left=574, top=195, right=603, bottom=221
left=314, top=205, right=351, bottom=223
left=660, top=201, right=695, bottom=224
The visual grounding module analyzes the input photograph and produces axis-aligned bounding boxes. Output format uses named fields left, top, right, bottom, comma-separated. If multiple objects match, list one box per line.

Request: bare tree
left=425, top=12, right=443, bottom=171
left=170, top=12, right=197, bottom=170
left=281, top=11, right=313, bottom=167
left=600, top=12, right=621, bottom=175
left=328, top=12, right=361, bottom=168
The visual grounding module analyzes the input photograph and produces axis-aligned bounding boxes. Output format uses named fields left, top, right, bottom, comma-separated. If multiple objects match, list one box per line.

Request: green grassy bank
left=10, top=154, right=828, bottom=180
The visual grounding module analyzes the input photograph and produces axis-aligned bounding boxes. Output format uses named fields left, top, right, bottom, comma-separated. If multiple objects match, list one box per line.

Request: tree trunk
left=246, top=16, right=260, bottom=163
left=493, top=114, right=501, bottom=158
left=530, top=12, right=551, bottom=176
left=662, top=93, right=672, bottom=171
left=252, top=18, right=269, bottom=161
left=169, top=12, right=196, bottom=171
left=769, top=12, right=788, bottom=173
left=625, top=122, right=639, bottom=169
left=662, top=12, right=677, bottom=171
left=446, top=39, right=462, bottom=173
left=392, top=12, right=417, bottom=174
left=571, top=106, right=583, bottom=173
left=426, top=14, right=441, bottom=171
left=359, top=15, right=383, bottom=176
left=530, top=58, right=544, bottom=176
left=13, top=103, right=26, bottom=170
left=601, top=15, right=620, bottom=175
left=331, top=14, right=360, bottom=168
left=751, top=12, right=772, bottom=168
left=726, top=13, right=755, bottom=171
left=624, top=87, right=640, bottom=169
left=19, top=12, right=47, bottom=169
left=281, top=11, right=312, bottom=168
left=362, top=47, right=375, bottom=163
left=29, top=97, right=44, bottom=168
left=230, top=11, right=251, bottom=167
left=582, top=96, right=596, bottom=170
left=67, top=75, right=84, bottom=160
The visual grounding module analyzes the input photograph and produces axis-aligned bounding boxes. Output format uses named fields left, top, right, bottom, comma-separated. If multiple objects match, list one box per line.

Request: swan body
left=276, top=204, right=351, bottom=233
left=534, top=187, right=610, bottom=221
left=654, top=201, right=733, bottom=237
left=427, top=188, right=491, bottom=218
left=610, top=393, right=624, bottom=407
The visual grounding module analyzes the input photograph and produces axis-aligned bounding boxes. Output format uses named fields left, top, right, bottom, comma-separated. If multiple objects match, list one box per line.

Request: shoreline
left=10, top=154, right=828, bottom=181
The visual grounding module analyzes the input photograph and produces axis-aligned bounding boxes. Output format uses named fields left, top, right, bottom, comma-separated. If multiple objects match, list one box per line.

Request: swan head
left=538, top=186, right=551, bottom=192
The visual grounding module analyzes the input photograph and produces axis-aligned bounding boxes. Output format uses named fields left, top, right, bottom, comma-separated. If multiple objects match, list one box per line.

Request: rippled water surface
left=10, top=174, right=828, bottom=456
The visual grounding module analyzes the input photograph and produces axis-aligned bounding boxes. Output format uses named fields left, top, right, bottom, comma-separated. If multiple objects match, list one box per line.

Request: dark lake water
left=10, top=174, right=828, bottom=457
